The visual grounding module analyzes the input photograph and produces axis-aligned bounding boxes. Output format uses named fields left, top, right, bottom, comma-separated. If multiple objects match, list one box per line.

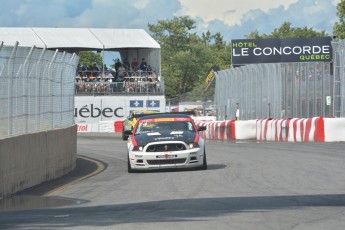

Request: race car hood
left=134, top=130, right=196, bottom=145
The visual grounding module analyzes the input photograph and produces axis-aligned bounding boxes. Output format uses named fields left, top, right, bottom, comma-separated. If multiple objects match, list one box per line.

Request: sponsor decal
left=130, top=100, right=144, bottom=107
left=170, top=131, right=184, bottom=135
left=74, top=104, right=124, bottom=118
left=139, top=117, right=191, bottom=123
left=231, top=37, right=333, bottom=65
left=147, top=132, right=161, bottom=136
left=76, top=124, right=89, bottom=132
left=154, top=137, right=176, bottom=141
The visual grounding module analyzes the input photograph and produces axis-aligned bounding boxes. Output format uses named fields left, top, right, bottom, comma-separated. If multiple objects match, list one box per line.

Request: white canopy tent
left=0, top=27, right=161, bottom=74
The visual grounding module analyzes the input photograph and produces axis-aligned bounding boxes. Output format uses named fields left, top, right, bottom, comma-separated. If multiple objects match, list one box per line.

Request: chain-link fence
left=215, top=40, right=345, bottom=120
left=0, top=42, right=79, bottom=139
left=332, top=40, right=345, bottom=118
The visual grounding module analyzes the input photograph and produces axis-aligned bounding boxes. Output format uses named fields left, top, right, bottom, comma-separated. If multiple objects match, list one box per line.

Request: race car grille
left=146, top=144, right=186, bottom=152
left=147, top=158, right=187, bottom=165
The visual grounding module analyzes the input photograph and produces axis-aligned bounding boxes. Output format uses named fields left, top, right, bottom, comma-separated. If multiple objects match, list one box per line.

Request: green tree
left=78, top=51, right=103, bottom=67
left=334, top=0, right=345, bottom=39
left=247, top=22, right=327, bottom=39
left=148, top=16, right=230, bottom=100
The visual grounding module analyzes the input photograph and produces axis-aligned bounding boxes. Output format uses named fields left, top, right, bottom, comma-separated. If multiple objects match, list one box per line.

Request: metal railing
left=215, top=60, right=336, bottom=120
left=0, top=43, right=79, bottom=139
left=75, top=81, right=163, bottom=95
left=332, top=40, right=345, bottom=118
left=75, top=73, right=164, bottom=96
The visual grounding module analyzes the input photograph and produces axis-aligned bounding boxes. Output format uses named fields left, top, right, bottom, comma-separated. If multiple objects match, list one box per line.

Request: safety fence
left=0, top=42, right=79, bottom=139
left=215, top=39, right=345, bottom=120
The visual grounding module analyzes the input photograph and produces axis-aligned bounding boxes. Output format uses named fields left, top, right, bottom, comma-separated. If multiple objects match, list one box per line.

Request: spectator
left=102, top=64, right=108, bottom=71
left=76, top=64, right=82, bottom=77
left=91, top=63, right=100, bottom=78
left=117, top=64, right=126, bottom=81
left=115, top=63, right=126, bottom=92
left=140, top=58, right=147, bottom=72
left=147, top=64, right=153, bottom=74
left=131, top=57, right=139, bottom=71
left=149, top=71, right=157, bottom=92
left=81, top=65, right=88, bottom=77
left=115, top=59, right=122, bottom=72
left=123, top=58, right=130, bottom=71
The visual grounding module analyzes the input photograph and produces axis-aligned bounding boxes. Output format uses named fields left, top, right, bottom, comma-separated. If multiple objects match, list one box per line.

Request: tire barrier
left=77, top=117, right=345, bottom=142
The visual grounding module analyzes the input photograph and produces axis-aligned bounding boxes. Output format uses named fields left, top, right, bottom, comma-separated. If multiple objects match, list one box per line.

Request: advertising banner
left=231, top=37, right=333, bottom=65
left=75, top=95, right=166, bottom=125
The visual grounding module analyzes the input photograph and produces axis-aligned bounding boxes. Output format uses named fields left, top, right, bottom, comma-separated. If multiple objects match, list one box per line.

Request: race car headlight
left=133, top=146, right=144, bottom=151
left=187, top=143, right=200, bottom=149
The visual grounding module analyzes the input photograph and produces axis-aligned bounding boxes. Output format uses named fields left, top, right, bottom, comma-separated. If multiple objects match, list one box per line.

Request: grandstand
left=0, top=27, right=166, bottom=132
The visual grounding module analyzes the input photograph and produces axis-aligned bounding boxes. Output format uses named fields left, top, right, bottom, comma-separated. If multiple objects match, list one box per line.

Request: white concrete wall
left=0, top=125, right=77, bottom=198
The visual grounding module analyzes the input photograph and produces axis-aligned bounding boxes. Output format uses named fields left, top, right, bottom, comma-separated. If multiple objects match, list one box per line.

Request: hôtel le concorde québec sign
left=231, top=37, right=333, bottom=65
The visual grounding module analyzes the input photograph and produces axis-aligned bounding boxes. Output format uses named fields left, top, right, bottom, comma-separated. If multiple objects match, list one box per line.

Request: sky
left=0, top=0, right=341, bottom=64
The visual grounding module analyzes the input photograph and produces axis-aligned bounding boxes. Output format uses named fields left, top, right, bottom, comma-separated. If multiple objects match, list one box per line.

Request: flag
left=146, top=100, right=160, bottom=107
left=130, top=100, right=144, bottom=107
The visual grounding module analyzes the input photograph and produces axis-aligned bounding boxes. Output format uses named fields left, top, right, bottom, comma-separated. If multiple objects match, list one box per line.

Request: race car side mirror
left=197, top=126, right=206, bottom=131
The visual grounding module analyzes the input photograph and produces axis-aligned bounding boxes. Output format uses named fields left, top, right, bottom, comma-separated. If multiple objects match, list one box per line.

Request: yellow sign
left=204, top=69, right=215, bottom=88
left=204, top=65, right=220, bottom=92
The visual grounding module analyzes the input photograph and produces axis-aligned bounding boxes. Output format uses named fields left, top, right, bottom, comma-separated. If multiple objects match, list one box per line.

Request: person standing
left=131, top=57, right=139, bottom=71
left=140, top=58, right=147, bottom=72
left=235, top=108, right=240, bottom=120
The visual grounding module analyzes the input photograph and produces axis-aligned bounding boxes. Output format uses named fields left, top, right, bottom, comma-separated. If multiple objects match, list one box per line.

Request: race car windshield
left=135, top=121, right=195, bottom=134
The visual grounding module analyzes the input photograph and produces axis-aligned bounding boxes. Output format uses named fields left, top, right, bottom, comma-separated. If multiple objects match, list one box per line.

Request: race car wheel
left=200, top=150, right=207, bottom=170
left=122, top=128, right=128, bottom=141
left=128, top=156, right=134, bottom=173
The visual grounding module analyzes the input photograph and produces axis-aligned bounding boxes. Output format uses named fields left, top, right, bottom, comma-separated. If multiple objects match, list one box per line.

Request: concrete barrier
left=256, top=117, right=345, bottom=142
left=324, top=118, right=345, bottom=142
left=0, top=125, right=76, bottom=198
left=195, top=120, right=257, bottom=141
left=76, top=117, right=345, bottom=143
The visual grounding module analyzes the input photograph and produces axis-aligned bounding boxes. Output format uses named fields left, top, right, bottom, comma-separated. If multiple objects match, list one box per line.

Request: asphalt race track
left=1, top=134, right=345, bottom=230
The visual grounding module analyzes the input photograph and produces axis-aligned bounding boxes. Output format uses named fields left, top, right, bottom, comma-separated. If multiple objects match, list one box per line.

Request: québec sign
left=74, top=104, right=124, bottom=118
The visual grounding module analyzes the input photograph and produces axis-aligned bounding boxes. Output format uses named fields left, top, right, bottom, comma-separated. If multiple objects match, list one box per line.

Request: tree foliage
left=148, top=16, right=230, bottom=100
left=246, top=22, right=327, bottom=39
left=78, top=51, right=103, bottom=67
left=333, top=0, right=345, bottom=39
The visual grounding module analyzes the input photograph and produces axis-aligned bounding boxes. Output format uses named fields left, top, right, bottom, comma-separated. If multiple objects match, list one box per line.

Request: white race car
left=124, top=112, right=207, bottom=173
